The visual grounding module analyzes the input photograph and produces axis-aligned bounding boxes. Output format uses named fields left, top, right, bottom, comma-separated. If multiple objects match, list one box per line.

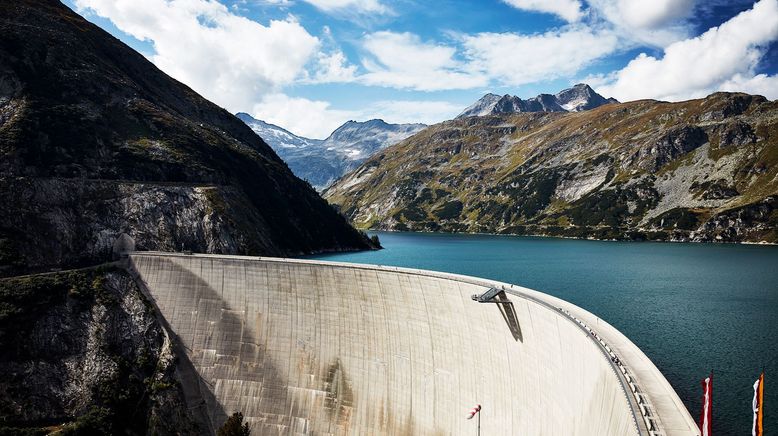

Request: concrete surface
left=128, top=252, right=699, bottom=436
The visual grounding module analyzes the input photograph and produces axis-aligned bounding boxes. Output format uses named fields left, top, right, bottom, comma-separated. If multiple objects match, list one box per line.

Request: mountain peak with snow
left=238, top=114, right=427, bottom=189
left=555, top=83, right=618, bottom=112
left=457, top=84, right=617, bottom=118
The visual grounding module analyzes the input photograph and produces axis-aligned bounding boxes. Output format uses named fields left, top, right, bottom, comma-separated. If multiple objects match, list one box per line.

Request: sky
left=64, top=0, right=778, bottom=139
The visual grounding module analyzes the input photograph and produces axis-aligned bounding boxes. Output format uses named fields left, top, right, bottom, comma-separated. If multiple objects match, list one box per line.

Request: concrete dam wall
left=128, top=252, right=698, bottom=436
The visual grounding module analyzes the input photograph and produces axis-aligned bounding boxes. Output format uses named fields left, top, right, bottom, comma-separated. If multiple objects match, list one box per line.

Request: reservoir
left=310, top=231, right=778, bottom=435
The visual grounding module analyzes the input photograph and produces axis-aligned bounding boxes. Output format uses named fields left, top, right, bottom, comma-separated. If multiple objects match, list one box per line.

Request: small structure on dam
left=128, top=252, right=699, bottom=436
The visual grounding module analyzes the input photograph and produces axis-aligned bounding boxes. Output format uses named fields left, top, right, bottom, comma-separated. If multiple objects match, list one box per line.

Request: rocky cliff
left=0, top=266, right=199, bottom=434
left=0, top=0, right=373, bottom=277
left=325, top=93, right=778, bottom=243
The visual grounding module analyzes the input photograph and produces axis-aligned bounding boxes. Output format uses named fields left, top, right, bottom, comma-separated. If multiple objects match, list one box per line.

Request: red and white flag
left=752, top=372, right=764, bottom=436
left=699, top=372, right=713, bottom=436
left=466, top=404, right=481, bottom=420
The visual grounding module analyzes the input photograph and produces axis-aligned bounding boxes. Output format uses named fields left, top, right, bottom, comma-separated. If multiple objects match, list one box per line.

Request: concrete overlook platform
left=127, top=252, right=699, bottom=436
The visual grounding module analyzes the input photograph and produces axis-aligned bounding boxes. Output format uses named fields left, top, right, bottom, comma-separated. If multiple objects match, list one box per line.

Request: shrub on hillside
left=217, top=412, right=250, bottom=436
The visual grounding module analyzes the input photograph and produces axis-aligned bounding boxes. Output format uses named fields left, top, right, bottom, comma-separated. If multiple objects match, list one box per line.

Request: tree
left=217, top=412, right=251, bottom=436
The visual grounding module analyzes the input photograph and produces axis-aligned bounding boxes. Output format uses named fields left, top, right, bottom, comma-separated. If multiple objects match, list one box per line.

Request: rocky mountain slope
left=0, top=266, right=199, bottom=434
left=325, top=93, right=778, bottom=243
left=0, top=0, right=373, bottom=277
left=457, top=83, right=618, bottom=118
left=237, top=113, right=426, bottom=189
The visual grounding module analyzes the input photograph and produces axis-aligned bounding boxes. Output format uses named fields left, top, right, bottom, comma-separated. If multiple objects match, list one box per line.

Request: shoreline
left=357, top=228, right=778, bottom=246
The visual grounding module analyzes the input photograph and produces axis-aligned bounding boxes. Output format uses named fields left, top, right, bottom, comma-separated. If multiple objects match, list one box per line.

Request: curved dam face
left=128, top=252, right=698, bottom=436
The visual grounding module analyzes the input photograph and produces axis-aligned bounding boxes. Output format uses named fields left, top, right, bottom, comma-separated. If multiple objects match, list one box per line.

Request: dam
left=127, top=252, right=699, bottom=436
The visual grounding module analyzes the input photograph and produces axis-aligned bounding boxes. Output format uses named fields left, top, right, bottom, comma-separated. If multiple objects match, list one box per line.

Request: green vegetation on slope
left=325, top=93, right=778, bottom=243
left=217, top=412, right=251, bottom=436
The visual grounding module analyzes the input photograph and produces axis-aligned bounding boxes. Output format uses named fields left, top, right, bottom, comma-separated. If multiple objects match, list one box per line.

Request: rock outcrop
left=0, top=179, right=258, bottom=276
left=0, top=267, right=199, bottom=434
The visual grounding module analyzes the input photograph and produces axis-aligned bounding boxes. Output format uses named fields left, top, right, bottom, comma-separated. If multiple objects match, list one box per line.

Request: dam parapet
left=127, top=252, right=699, bottom=436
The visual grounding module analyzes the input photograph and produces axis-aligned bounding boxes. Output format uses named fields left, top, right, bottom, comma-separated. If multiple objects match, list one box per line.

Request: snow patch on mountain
left=236, top=114, right=322, bottom=149
left=458, top=84, right=617, bottom=118
left=458, top=93, right=502, bottom=118
left=237, top=113, right=426, bottom=189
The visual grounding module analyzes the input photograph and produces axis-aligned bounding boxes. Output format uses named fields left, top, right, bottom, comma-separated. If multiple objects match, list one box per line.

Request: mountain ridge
left=457, top=83, right=618, bottom=118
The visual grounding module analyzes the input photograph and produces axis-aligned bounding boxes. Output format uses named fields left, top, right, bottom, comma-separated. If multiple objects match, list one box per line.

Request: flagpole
left=467, top=403, right=481, bottom=435
left=700, top=370, right=712, bottom=436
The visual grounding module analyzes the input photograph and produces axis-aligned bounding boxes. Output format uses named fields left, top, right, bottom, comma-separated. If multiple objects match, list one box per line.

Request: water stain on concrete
left=323, top=358, right=354, bottom=429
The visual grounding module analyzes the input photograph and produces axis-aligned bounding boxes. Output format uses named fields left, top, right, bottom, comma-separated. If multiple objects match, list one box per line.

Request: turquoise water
left=310, top=231, right=778, bottom=435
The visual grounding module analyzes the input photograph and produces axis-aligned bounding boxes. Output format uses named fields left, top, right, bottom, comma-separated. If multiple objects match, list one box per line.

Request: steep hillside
left=325, top=93, right=778, bottom=243
left=0, top=266, right=199, bottom=434
left=237, top=113, right=426, bottom=189
left=0, top=0, right=373, bottom=276
left=457, top=83, right=617, bottom=118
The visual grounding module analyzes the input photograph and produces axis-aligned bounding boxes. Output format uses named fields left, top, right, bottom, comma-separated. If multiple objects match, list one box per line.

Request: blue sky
left=64, top=0, right=778, bottom=138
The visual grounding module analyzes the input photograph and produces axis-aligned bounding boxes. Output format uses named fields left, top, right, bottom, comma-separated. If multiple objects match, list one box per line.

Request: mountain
left=237, top=113, right=426, bottom=189
left=457, top=83, right=618, bottom=118
left=0, top=0, right=373, bottom=277
left=555, top=83, right=618, bottom=111
left=325, top=92, right=778, bottom=243
left=234, top=115, right=323, bottom=150
left=325, top=119, right=428, bottom=161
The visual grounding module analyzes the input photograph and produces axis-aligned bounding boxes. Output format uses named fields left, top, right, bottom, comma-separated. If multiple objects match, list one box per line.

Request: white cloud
left=358, top=28, right=619, bottom=91
left=301, top=0, right=389, bottom=14
left=615, top=0, right=695, bottom=29
left=251, top=93, right=358, bottom=138
left=74, top=0, right=320, bottom=112
left=720, top=73, right=778, bottom=100
left=578, top=71, right=618, bottom=91
left=596, top=0, right=778, bottom=102
left=587, top=0, right=696, bottom=46
left=502, top=0, right=583, bottom=22
left=250, top=94, right=462, bottom=138
left=461, top=27, right=619, bottom=87
left=361, top=100, right=463, bottom=125
left=307, top=51, right=359, bottom=83
left=360, top=31, right=487, bottom=91
left=302, top=25, right=359, bottom=83
left=588, top=0, right=695, bottom=30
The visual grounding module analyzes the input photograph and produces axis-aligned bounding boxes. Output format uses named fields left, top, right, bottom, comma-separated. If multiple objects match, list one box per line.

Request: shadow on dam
left=130, top=255, right=334, bottom=434
left=128, top=252, right=699, bottom=436
left=495, top=292, right=523, bottom=342
left=131, top=256, right=229, bottom=431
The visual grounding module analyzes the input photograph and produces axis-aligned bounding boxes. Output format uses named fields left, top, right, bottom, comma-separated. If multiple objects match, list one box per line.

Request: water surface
left=310, top=231, right=778, bottom=435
